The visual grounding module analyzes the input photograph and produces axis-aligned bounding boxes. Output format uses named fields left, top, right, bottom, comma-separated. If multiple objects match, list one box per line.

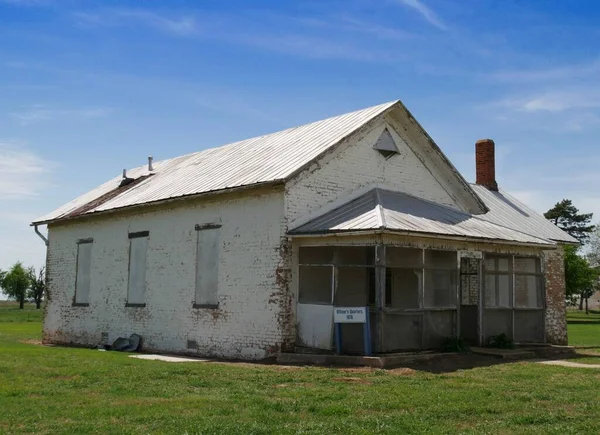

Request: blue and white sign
left=334, top=307, right=367, bottom=324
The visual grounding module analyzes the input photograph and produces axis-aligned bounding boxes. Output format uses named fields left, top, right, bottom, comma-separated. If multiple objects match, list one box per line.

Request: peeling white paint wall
left=285, top=116, right=461, bottom=226
left=44, top=187, right=287, bottom=360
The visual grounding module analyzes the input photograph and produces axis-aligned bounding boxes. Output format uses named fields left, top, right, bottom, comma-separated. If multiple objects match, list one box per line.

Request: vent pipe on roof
left=148, top=156, right=154, bottom=172
left=475, top=139, right=498, bottom=191
left=120, top=169, right=134, bottom=187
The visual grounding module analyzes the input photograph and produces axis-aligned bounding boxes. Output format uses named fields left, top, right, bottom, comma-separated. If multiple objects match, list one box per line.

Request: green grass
left=567, top=310, right=600, bottom=347
left=0, top=302, right=44, bottom=323
left=2, top=310, right=600, bottom=434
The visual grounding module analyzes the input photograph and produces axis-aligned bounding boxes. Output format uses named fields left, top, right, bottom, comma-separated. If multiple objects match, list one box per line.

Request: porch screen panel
left=299, top=246, right=335, bottom=264
left=298, top=266, right=332, bottom=304
left=388, top=268, right=421, bottom=309
left=386, top=247, right=423, bottom=309
left=514, top=257, right=543, bottom=308
left=483, top=309, right=512, bottom=340
left=424, top=270, right=457, bottom=308
left=514, top=310, right=544, bottom=342
left=484, top=257, right=512, bottom=308
left=424, top=250, right=457, bottom=308
left=382, top=313, right=422, bottom=352
left=298, top=246, right=335, bottom=305
left=423, top=310, right=455, bottom=348
left=514, top=257, right=544, bottom=343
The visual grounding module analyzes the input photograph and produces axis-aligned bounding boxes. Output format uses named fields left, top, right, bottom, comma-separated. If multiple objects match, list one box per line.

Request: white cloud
left=72, top=9, right=401, bottom=62
left=10, top=105, right=112, bottom=126
left=486, top=89, right=600, bottom=125
left=519, top=92, right=600, bottom=113
left=73, top=10, right=199, bottom=37
left=237, top=33, right=397, bottom=62
left=335, top=16, right=416, bottom=41
left=395, top=0, right=446, bottom=30
left=0, top=143, right=55, bottom=199
left=492, top=59, right=600, bottom=83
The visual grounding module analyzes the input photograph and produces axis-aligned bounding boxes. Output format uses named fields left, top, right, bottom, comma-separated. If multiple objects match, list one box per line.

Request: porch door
left=459, top=256, right=481, bottom=345
left=482, top=256, right=513, bottom=343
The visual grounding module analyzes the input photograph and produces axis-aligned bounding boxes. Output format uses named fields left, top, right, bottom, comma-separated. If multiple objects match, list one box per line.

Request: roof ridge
left=152, top=100, right=401, bottom=168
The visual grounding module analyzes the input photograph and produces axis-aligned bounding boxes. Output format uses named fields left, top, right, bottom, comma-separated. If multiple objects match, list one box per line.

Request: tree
left=544, top=199, right=595, bottom=244
left=0, top=262, right=31, bottom=309
left=564, top=245, right=599, bottom=313
left=27, top=266, right=45, bottom=310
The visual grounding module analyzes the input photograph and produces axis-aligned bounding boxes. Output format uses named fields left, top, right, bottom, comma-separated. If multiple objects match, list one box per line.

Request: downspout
left=34, top=224, right=49, bottom=246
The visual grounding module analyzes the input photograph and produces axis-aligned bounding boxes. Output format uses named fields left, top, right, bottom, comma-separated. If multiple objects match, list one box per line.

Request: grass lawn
left=1, top=306, right=600, bottom=434
left=567, top=310, right=600, bottom=347
left=0, top=302, right=44, bottom=323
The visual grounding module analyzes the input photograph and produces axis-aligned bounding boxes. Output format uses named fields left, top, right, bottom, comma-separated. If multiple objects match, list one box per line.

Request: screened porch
left=295, top=245, right=545, bottom=354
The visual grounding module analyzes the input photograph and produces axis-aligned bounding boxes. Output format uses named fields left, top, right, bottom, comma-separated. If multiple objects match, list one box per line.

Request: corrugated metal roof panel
left=290, top=188, right=555, bottom=246
left=470, top=184, right=578, bottom=244
left=34, top=101, right=398, bottom=224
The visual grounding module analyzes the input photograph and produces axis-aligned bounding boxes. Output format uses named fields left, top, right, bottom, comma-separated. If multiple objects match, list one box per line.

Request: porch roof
left=288, top=188, right=555, bottom=246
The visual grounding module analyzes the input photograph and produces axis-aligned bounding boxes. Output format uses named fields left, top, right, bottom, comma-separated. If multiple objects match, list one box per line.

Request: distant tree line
left=0, top=263, right=46, bottom=309
left=545, top=199, right=599, bottom=313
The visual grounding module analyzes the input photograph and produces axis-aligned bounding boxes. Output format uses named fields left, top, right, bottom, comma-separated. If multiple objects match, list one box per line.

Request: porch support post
left=374, top=244, right=386, bottom=353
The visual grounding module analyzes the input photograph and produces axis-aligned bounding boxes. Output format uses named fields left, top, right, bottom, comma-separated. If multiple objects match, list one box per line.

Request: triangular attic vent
left=373, top=128, right=399, bottom=158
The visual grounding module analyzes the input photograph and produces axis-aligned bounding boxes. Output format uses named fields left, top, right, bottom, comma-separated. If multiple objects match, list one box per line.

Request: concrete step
left=277, top=352, right=384, bottom=368
left=471, top=347, right=536, bottom=360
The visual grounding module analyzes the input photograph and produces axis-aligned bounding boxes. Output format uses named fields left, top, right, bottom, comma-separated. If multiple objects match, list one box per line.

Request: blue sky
left=1, top=0, right=600, bottom=272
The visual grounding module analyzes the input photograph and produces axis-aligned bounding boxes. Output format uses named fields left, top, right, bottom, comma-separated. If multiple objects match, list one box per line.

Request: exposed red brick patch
left=544, top=247, right=568, bottom=345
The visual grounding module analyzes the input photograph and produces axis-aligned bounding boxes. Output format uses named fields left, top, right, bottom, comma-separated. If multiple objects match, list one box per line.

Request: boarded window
left=75, top=239, right=93, bottom=304
left=128, top=232, right=148, bottom=305
left=195, top=226, right=221, bottom=307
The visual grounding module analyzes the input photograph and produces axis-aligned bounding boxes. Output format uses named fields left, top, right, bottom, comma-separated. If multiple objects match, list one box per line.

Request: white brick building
left=33, top=100, right=577, bottom=359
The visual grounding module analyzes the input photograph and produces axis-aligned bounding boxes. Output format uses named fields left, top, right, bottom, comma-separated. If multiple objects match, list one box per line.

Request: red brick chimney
left=475, top=139, right=498, bottom=191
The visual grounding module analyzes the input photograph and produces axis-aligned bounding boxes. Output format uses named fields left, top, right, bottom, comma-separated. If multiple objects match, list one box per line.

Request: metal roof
left=33, top=101, right=398, bottom=225
left=470, top=184, right=578, bottom=244
left=290, top=188, right=557, bottom=246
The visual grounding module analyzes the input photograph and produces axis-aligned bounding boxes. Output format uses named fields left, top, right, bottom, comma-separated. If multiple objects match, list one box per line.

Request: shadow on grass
left=400, top=354, right=509, bottom=374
